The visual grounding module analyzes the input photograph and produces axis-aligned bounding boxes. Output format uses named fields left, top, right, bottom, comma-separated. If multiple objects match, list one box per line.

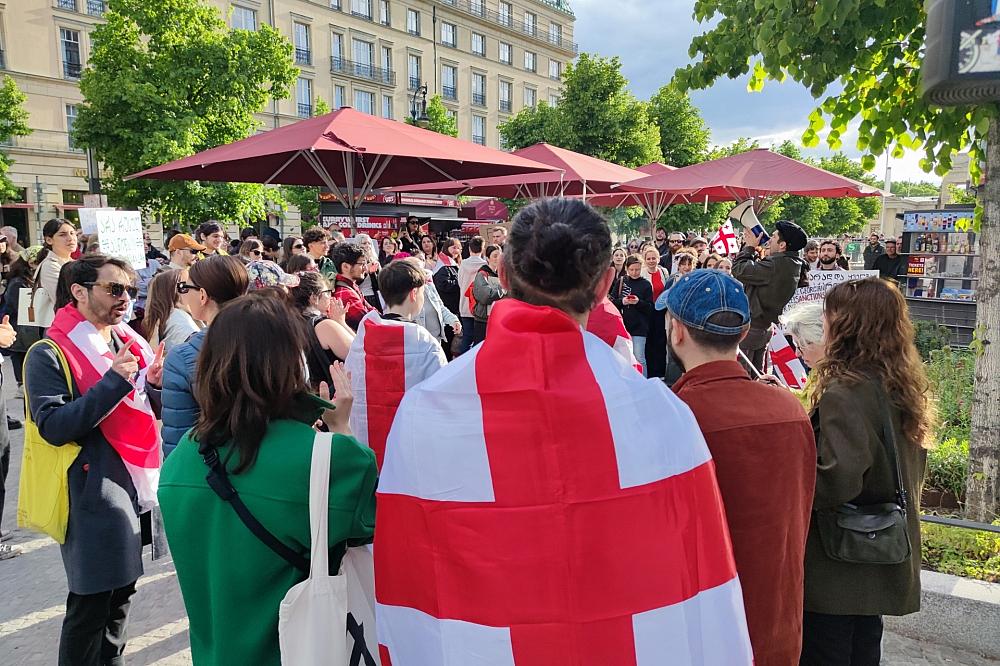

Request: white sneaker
left=0, top=543, right=21, bottom=560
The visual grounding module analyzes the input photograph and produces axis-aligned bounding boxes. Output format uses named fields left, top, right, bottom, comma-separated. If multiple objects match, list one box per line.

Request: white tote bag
left=344, top=545, right=381, bottom=665
left=19, top=266, right=55, bottom=328
left=278, top=432, right=349, bottom=666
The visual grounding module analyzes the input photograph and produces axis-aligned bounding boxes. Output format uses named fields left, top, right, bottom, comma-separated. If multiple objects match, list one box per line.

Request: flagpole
left=738, top=349, right=763, bottom=378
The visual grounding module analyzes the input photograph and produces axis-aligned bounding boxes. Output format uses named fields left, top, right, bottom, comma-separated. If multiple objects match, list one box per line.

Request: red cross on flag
left=768, top=325, right=809, bottom=389
left=345, top=311, right=448, bottom=468
left=710, top=219, right=741, bottom=256
left=374, top=299, right=753, bottom=665
left=586, top=297, right=642, bottom=373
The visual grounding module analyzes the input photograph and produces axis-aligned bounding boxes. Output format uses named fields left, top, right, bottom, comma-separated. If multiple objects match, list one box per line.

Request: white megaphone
left=729, top=200, right=770, bottom=245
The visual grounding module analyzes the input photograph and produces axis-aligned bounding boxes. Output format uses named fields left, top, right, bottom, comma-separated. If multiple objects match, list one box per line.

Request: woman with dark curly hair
left=801, top=278, right=933, bottom=665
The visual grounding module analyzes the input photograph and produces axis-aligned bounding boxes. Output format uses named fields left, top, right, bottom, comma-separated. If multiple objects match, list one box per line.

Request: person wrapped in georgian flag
left=375, top=199, right=753, bottom=666
left=345, top=258, right=447, bottom=469
left=586, top=296, right=642, bottom=372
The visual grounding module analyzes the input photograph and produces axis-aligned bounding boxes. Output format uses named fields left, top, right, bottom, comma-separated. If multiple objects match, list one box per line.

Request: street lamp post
left=410, top=84, right=430, bottom=128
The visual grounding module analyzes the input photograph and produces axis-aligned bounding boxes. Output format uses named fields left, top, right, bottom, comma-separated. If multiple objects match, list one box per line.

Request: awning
left=1, top=203, right=34, bottom=209
left=55, top=203, right=84, bottom=210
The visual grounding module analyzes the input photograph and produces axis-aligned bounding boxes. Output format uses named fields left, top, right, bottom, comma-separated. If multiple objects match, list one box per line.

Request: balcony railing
left=64, top=61, right=82, bottom=79
left=472, top=135, right=486, bottom=146
left=330, top=56, right=395, bottom=86
left=352, top=10, right=372, bottom=20
left=472, top=92, right=486, bottom=107
left=408, top=76, right=421, bottom=90
left=499, top=99, right=512, bottom=113
left=0, top=50, right=5, bottom=71
left=54, top=0, right=77, bottom=10
left=298, top=103, right=313, bottom=118
left=442, top=0, right=578, bottom=54
left=295, top=48, right=312, bottom=65
left=442, top=86, right=457, bottom=101
left=87, top=0, right=106, bottom=15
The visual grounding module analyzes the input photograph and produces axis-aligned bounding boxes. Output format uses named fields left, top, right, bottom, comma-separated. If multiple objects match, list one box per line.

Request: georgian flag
left=587, top=297, right=642, bottom=373
left=345, top=311, right=447, bottom=468
left=374, top=299, right=753, bottom=666
left=710, top=219, right=741, bottom=255
left=768, top=325, right=809, bottom=389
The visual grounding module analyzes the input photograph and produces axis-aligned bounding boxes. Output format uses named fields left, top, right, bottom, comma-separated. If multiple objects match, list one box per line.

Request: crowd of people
left=0, top=201, right=934, bottom=666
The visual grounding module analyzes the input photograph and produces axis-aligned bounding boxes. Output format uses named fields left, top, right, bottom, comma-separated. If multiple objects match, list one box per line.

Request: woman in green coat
left=159, top=292, right=377, bottom=666
left=801, top=278, right=932, bottom=666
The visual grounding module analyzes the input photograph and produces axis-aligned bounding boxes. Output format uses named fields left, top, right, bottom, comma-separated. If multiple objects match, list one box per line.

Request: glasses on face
left=85, top=281, right=137, bottom=300
left=319, top=289, right=333, bottom=296
left=176, top=281, right=201, bottom=295
left=250, top=249, right=262, bottom=257
left=293, top=243, right=305, bottom=250
left=668, top=239, right=683, bottom=245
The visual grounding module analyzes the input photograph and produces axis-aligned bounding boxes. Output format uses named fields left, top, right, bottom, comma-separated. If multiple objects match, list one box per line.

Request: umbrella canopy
left=389, top=143, right=649, bottom=199
left=125, top=107, right=560, bottom=227
left=619, top=149, right=882, bottom=208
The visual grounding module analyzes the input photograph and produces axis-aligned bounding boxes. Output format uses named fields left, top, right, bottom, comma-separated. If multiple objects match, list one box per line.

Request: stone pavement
left=0, top=359, right=997, bottom=665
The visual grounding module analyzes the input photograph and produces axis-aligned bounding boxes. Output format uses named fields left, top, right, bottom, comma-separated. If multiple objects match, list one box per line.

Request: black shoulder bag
left=813, top=389, right=912, bottom=565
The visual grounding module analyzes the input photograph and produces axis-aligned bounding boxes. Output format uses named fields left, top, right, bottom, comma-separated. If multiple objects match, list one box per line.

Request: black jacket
left=611, top=275, right=654, bottom=337
left=874, top=253, right=905, bottom=283
left=733, top=246, right=806, bottom=330
left=433, top=264, right=461, bottom=317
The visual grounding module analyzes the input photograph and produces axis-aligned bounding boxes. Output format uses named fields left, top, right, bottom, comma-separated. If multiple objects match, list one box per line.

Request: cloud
left=569, top=0, right=942, bottom=184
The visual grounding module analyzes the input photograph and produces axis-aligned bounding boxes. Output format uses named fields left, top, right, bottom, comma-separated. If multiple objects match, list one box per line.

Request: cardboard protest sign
left=79, top=207, right=115, bottom=235
left=783, top=270, right=878, bottom=313
left=94, top=210, right=146, bottom=270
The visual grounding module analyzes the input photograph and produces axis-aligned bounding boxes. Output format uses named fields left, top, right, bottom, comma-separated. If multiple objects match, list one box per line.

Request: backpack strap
left=23, top=339, right=75, bottom=415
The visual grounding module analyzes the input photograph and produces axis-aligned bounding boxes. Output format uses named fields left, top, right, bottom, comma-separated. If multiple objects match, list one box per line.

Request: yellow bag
left=17, top=339, right=80, bottom=544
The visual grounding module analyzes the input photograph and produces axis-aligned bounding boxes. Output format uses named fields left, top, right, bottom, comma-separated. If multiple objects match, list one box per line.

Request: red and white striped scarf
left=47, top=304, right=160, bottom=509
left=432, top=252, right=457, bottom=275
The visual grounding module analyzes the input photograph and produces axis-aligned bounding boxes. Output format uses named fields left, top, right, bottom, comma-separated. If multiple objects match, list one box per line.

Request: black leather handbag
left=814, top=389, right=912, bottom=565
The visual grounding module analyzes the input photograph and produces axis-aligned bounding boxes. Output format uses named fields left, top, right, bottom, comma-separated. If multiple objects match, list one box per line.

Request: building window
left=499, top=79, right=512, bottom=113
left=382, top=94, right=393, bottom=119
left=56, top=0, right=77, bottom=10
left=408, top=54, right=421, bottom=90
left=524, top=12, right=537, bottom=36
left=60, top=28, right=82, bottom=80
left=472, top=72, right=486, bottom=107
left=294, top=22, right=311, bottom=65
left=470, top=0, right=485, bottom=16
left=334, top=85, right=346, bottom=109
left=407, top=9, right=420, bottom=36
left=87, top=0, right=106, bottom=16
left=352, top=38, right=375, bottom=78
left=549, top=93, right=560, bottom=106
left=381, top=45, right=392, bottom=79
left=352, top=0, right=372, bottom=20
left=499, top=42, right=512, bottom=66
left=441, top=22, right=456, bottom=48
left=471, top=32, right=486, bottom=57
left=549, top=60, right=561, bottom=80
left=442, top=64, right=457, bottom=101
left=232, top=5, right=256, bottom=30
left=498, top=1, right=512, bottom=27
left=472, top=115, right=486, bottom=145
left=331, top=0, right=341, bottom=9
left=296, top=78, right=313, bottom=117
left=549, top=22, right=563, bottom=46
left=354, top=90, right=375, bottom=115
left=524, top=86, right=536, bottom=108
left=331, top=32, right=344, bottom=71
left=66, top=104, right=79, bottom=151
left=379, top=0, right=390, bottom=25
left=524, top=51, right=536, bottom=73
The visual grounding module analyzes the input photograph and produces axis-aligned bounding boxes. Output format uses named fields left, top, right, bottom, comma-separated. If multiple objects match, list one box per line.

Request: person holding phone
left=610, top=254, right=653, bottom=376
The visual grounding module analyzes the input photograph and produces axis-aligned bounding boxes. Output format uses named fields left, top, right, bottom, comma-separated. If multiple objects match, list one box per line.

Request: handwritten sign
left=95, top=210, right=146, bottom=270
left=79, top=207, right=115, bottom=235
left=783, top=270, right=878, bottom=313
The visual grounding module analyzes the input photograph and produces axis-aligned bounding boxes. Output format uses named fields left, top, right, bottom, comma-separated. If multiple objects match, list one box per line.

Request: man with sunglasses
left=166, top=233, right=206, bottom=271
left=24, top=255, right=165, bottom=665
left=659, top=231, right=687, bottom=271
left=331, top=242, right=375, bottom=330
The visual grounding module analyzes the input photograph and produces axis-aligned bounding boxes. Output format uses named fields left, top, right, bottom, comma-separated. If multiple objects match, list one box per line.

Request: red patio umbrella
left=125, top=107, right=559, bottom=229
left=619, top=148, right=881, bottom=210
left=388, top=143, right=649, bottom=200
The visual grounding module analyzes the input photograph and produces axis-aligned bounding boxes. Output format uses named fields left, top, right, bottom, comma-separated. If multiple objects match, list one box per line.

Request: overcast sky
left=570, top=0, right=939, bottom=184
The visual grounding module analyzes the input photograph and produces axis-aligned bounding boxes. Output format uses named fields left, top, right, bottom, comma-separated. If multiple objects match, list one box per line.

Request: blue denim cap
left=655, top=269, right=750, bottom=335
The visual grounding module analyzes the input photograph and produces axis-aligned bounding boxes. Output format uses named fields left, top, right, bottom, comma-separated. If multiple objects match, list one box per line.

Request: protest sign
left=783, top=270, right=878, bottom=313
left=95, top=210, right=146, bottom=270
left=79, top=207, right=115, bottom=235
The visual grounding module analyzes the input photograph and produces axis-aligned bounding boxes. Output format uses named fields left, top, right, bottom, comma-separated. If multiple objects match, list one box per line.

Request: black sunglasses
left=292, top=243, right=305, bottom=250
left=250, top=249, right=262, bottom=256
left=176, top=281, right=201, bottom=295
left=85, top=281, right=137, bottom=300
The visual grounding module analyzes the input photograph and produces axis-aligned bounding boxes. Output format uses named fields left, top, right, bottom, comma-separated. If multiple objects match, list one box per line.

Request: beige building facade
left=0, top=0, right=575, bottom=243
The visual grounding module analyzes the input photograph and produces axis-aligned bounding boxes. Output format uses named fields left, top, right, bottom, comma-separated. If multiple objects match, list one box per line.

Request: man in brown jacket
left=661, top=269, right=817, bottom=666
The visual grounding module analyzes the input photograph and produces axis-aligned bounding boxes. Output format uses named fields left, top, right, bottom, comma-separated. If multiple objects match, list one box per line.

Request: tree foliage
left=499, top=53, right=661, bottom=167
left=647, top=83, right=710, bottom=168
left=405, top=95, right=458, bottom=138
left=0, top=75, right=31, bottom=202
left=893, top=180, right=942, bottom=197
left=73, top=0, right=298, bottom=227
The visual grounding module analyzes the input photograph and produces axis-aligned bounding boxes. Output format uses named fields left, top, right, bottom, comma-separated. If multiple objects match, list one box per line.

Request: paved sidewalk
left=0, top=358, right=996, bottom=665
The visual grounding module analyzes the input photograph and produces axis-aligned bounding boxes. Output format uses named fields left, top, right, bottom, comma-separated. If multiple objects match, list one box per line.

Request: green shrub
left=914, top=320, right=953, bottom=360
left=921, top=520, right=1000, bottom=583
left=927, top=347, right=975, bottom=444
left=925, top=438, right=969, bottom=497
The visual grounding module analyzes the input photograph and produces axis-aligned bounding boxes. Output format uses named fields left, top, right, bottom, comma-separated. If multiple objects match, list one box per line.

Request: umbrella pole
left=343, top=152, right=357, bottom=234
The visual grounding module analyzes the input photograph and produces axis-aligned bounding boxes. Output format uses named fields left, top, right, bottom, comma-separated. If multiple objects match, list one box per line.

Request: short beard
left=819, top=257, right=837, bottom=266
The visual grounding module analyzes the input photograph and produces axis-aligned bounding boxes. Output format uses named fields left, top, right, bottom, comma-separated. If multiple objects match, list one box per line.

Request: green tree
left=73, top=0, right=298, bottom=228
left=280, top=99, right=330, bottom=228
left=675, top=0, right=1000, bottom=521
left=647, top=84, right=710, bottom=168
left=0, top=75, right=31, bottom=203
left=499, top=53, right=661, bottom=167
left=893, top=180, right=942, bottom=197
left=405, top=95, right=458, bottom=137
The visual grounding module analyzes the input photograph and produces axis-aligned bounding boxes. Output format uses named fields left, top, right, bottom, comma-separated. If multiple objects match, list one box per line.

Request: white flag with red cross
left=587, top=297, right=642, bottom=373
left=374, top=299, right=753, bottom=666
left=768, top=325, right=809, bottom=389
left=345, top=311, right=447, bottom=469
left=710, top=219, right=741, bottom=255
